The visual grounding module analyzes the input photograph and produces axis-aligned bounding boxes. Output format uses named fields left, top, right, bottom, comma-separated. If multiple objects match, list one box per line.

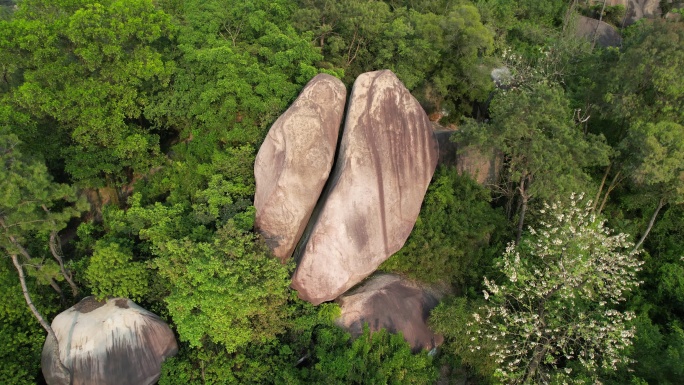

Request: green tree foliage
left=606, top=205, right=684, bottom=385
left=470, top=194, right=642, bottom=383
left=154, top=223, right=291, bottom=353
left=0, top=258, right=48, bottom=385
left=645, top=205, right=684, bottom=316
left=149, top=0, right=326, bottom=146
left=85, top=240, right=149, bottom=301
left=475, top=0, right=570, bottom=54
left=300, top=325, right=437, bottom=384
left=604, top=20, right=684, bottom=124
left=4, top=0, right=684, bottom=382
left=583, top=20, right=684, bottom=220
left=624, top=313, right=684, bottom=385
left=381, top=167, right=507, bottom=291
left=627, top=122, right=684, bottom=191
left=0, top=132, right=85, bottom=297
left=430, top=297, right=498, bottom=381
left=157, top=302, right=336, bottom=385
left=0, top=132, right=81, bottom=384
left=455, top=82, right=610, bottom=241
left=0, top=0, right=175, bottom=186
left=620, top=121, right=684, bottom=250
left=159, top=302, right=437, bottom=385
left=293, top=0, right=494, bottom=117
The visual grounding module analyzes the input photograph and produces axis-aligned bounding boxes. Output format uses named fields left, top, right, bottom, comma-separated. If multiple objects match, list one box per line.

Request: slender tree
left=621, top=121, right=684, bottom=251
left=454, top=82, right=610, bottom=241
left=0, top=132, right=85, bottom=383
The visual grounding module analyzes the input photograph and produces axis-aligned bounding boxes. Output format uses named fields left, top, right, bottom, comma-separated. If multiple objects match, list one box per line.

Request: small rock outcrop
left=434, top=129, right=501, bottom=185
left=336, top=274, right=443, bottom=352
left=605, top=0, right=661, bottom=25
left=291, top=70, right=439, bottom=305
left=575, top=15, right=623, bottom=47
left=254, top=74, right=346, bottom=261
left=42, top=297, right=178, bottom=385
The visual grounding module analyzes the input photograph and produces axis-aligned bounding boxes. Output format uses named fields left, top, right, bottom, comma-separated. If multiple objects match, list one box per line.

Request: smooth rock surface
left=292, top=70, right=439, bottom=305
left=42, top=297, right=178, bottom=385
left=336, top=274, right=443, bottom=352
left=254, top=74, right=346, bottom=261
left=575, top=15, right=623, bottom=47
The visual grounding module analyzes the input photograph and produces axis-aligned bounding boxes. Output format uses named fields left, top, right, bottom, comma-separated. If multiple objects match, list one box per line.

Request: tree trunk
left=563, top=0, right=579, bottom=32
left=41, top=206, right=80, bottom=298
left=49, top=277, right=66, bottom=305
left=524, top=343, right=547, bottom=383
left=633, top=197, right=666, bottom=252
left=49, top=231, right=79, bottom=298
left=598, top=170, right=622, bottom=214
left=591, top=0, right=608, bottom=51
left=593, top=163, right=611, bottom=211
left=11, top=254, right=71, bottom=381
left=505, top=182, right=516, bottom=221
left=4, top=230, right=68, bottom=299
left=516, top=177, right=529, bottom=244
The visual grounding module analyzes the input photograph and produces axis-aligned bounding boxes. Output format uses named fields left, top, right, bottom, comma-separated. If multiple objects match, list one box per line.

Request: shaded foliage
left=0, top=0, right=175, bottom=186
left=381, top=167, right=507, bottom=292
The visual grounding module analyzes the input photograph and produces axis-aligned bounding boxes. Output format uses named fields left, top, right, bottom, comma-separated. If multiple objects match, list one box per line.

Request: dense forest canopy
left=1, top=0, right=683, bottom=384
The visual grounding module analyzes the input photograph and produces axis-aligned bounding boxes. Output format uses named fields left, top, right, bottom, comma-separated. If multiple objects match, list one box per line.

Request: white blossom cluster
left=497, top=47, right=553, bottom=91
left=468, top=193, right=643, bottom=384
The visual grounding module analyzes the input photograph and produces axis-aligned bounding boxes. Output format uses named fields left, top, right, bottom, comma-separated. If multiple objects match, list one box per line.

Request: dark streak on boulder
left=72, top=296, right=105, bottom=313
left=292, top=70, right=438, bottom=305
left=114, top=298, right=129, bottom=309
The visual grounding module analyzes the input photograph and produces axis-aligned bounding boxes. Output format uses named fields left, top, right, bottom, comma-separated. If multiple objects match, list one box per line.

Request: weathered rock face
left=575, top=15, right=623, bottom=47
left=42, top=297, right=178, bottom=385
left=434, top=129, right=501, bottom=185
left=605, top=0, right=661, bottom=25
left=291, top=70, right=439, bottom=305
left=254, top=74, right=346, bottom=261
left=336, top=274, right=443, bottom=352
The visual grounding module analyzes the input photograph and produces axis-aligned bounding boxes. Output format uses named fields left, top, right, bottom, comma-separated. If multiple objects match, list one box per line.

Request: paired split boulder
left=291, top=70, right=438, bottom=304
left=256, top=70, right=438, bottom=305
left=42, top=297, right=177, bottom=385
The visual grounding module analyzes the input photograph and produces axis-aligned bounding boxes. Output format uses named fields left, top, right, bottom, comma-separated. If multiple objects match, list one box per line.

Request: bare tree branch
left=42, top=205, right=79, bottom=298
left=10, top=254, right=71, bottom=381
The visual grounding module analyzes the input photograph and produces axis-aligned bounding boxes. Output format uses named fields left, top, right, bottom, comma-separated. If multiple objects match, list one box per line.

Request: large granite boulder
left=336, top=274, right=443, bottom=352
left=42, top=297, right=178, bottom=385
left=574, top=15, right=623, bottom=47
left=291, top=70, right=439, bottom=305
left=254, top=74, right=346, bottom=261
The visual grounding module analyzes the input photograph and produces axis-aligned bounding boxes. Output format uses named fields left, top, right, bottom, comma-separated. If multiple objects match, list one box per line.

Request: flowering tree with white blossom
left=468, top=193, right=643, bottom=384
